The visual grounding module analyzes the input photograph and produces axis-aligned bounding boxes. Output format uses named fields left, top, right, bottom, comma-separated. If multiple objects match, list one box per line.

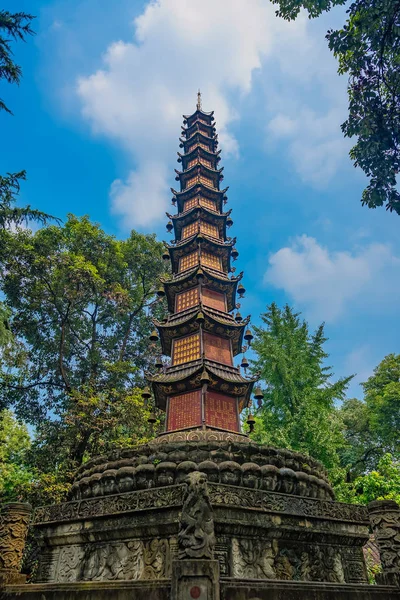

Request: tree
left=337, top=453, right=400, bottom=505
left=338, top=354, right=400, bottom=478
left=251, top=303, right=352, bottom=472
left=0, top=409, right=34, bottom=502
left=0, top=10, right=34, bottom=114
left=0, top=215, right=166, bottom=479
left=271, top=0, right=400, bottom=214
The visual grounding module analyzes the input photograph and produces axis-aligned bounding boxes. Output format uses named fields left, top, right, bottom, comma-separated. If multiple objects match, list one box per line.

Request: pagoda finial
left=196, top=89, right=202, bottom=111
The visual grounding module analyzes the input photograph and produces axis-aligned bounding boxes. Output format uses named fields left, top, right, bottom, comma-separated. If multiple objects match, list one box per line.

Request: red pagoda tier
left=147, top=94, right=256, bottom=435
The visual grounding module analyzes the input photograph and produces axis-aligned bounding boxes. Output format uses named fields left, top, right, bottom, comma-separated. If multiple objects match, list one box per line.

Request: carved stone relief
left=231, top=538, right=276, bottom=579
left=178, top=471, right=215, bottom=560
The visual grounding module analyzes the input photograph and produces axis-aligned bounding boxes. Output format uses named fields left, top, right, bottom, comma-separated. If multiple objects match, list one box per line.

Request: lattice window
left=186, top=175, right=198, bottom=189
left=184, top=197, right=199, bottom=212
left=182, top=222, right=199, bottom=239
left=179, top=251, right=198, bottom=272
left=199, top=175, right=215, bottom=189
left=176, top=287, right=199, bottom=312
left=203, top=332, right=232, bottom=365
left=188, top=158, right=212, bottom=169
left=201, top=251, right=222, bottom=271
left=172, top=333, right=201, bottom=365
left=167, top=391, right=202, bottom=430
left=202, top=288, right=226, bottom=311
left=205, top=391, right=238, bottom=431
left=199, top=197, right=216, bottom=211
left=200, top=221, right=219, bottom=239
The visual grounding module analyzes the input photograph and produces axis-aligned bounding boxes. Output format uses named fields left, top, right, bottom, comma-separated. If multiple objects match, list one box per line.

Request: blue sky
left=2, top=0, right=399, bottom=398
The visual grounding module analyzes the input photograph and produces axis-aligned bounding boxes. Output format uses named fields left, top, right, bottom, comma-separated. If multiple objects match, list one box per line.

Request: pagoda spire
left=146, top=101, right=256, bottom=435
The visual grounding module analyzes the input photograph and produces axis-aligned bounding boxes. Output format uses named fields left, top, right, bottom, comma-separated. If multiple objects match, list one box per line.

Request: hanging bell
left=141, top=386, right=151, bottom=400
left=166, top=221, right=173, bottom=233
left=241, top=356, right=249, bottom=370
left=196, top=267, right=205, bottom=280
left=156, top=285, right=165, bottom=298
left=226, top=216, right=233, bottom=228
left=149, top=330, right=159, bottom=342
left=235, top=312, right=242, bottom=323
left=244, top=329, right=253, bottom=345
left=196, top=311, right=205, bottom=324
left=155, top=356, right=163, bottom=369
left=162, top=250, right=170, bottom=261
left=254, top=386, right=264, bottom=401
left=171, top=198, right=177, bottom=205
left=237, top=283, right=246, bottom=297
left=231, top=247, right=239, bottom=260
left=147, top=412, right=157, bottom=424
left=247, top=413, right=256, bottom=433
left=200, top=369, right=210, bottom=385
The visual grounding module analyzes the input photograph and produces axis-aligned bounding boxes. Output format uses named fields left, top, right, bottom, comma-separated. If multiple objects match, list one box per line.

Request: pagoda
left=147, top=91, right=257, bottom=435
left=3, top=96, right=400, bottom=600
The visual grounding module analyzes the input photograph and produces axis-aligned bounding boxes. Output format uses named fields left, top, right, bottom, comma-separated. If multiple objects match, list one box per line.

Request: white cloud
left=265, top=235, right=400, bottom=322
left=76, top=0, right=347, bottom=228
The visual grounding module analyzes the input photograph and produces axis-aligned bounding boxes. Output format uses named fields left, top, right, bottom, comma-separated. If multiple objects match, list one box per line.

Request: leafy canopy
left=251, top=303, right=352, bottom=471
left=0, top=215, right=166, bottom=478
left=271, top=0, right=400, bottom=214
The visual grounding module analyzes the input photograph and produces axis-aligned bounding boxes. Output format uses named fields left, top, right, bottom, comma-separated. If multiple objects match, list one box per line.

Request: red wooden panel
left=205, top=391, right=239, bottom=431
left=202, top=288, right=226, bottom=311
left=203, top=332, right=232, bottom=365
left=167, top=391, right=202, bottom=431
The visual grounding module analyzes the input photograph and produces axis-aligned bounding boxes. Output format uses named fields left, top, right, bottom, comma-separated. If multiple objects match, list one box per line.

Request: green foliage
left=0, top=409, right=35, bottom=502
left=251, top=303, right=352, bottom=471
left=0, top=10, right=34, bottom=114
left=337, top=453, right=400, bottom=504
left=271, top=0, right=400, bottom=214
left=0, top=171, right=58, bottom=230
left=0, top=215, right=167, bottom=487
left=337, top=354, right=400, bottom=478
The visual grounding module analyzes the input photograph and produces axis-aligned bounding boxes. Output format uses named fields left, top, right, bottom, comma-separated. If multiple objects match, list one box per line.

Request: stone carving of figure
left=219, top=461, right=242, bottom=486
left=178, top=471, right=215, bottom=560
left=79, top=477, right=92, bottom=499
left=368, top=500, right=400, bottom=587
left=0, top=503, right=31, bottom=583
left=308, top=475, right=320, bottom=499
left=69, top=482, right=81, bottom=500
left=295, top=472, right=310, bottom=497
left=279, top=468, right=297, bottom=494
left=198, top=460, right=219, bottom=483
left=242, top=463, right=261, bottom=489
left=176, top=461, right=198, bottom=484
left=135, top=464, right=155, bottom=489
left=101, top=470, right=118, bottom=495
left=155, top=462, right=176, bottom=487
left=260, top=465, right=279, bottom=492
left=89, top=474, right=103, bottom=497
left=116, top=467, right=136, bottom=493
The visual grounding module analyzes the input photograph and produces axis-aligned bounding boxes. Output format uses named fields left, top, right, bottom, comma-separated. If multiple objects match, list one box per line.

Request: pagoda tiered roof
left=177, top=147, right=221, bottom=170
left=171, top=185, right=228, bottom=214
left=174, top=162, right=223, bottom=191
left=147, top=357, right=255, bottom=411
left=166, top=233, right=236, bottom=274
left=179, top=131, right=218, bottom=153
left=183, top=108, right=214, bottom=126
left=166, top=206, right=232, bottom=241
left=160, top=266, right=243, bottom=313
left=153, top=304, right=250, bottom=356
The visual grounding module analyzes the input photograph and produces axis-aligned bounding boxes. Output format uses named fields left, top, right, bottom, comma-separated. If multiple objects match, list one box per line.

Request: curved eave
left=178, top=147, right=221, bottom=166
left=171, top=184, right=228, bottom=200
left=167, top=206, right=231, bottom=242
left=175, top=163, right=224, bottom=178
left=183, top=122, right=215, bottom=139
left=183, top=130, right=218, bottom=146
left=183, top=109, right=214, bottom=124
left=161, top=266, right=243, bottom=313
left=153, top=306, right=248, bottom=355
left=148, top=358, right=255, bottom=411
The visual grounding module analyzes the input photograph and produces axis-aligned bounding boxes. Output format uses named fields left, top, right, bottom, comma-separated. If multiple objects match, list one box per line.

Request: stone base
left=2, top=579, right=399, bottom=600
left=171, top=560, right=219, bottom=600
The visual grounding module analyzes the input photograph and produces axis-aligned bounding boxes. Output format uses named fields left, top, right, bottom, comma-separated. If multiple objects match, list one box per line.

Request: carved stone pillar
left=368, top=499, right=400, bottom=587
left=0, top=502, right=32, bottom=585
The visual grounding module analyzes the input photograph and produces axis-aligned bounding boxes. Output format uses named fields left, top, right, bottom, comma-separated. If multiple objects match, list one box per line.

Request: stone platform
left=2, top=435, right=400, bottom=599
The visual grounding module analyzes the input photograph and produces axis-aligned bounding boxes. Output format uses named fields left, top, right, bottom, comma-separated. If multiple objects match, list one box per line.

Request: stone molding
left=33, top=483, right=368, bottom=526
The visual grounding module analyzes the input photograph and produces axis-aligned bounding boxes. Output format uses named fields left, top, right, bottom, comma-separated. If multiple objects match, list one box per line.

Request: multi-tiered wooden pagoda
left=147, top=93, right=256, bottom=434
